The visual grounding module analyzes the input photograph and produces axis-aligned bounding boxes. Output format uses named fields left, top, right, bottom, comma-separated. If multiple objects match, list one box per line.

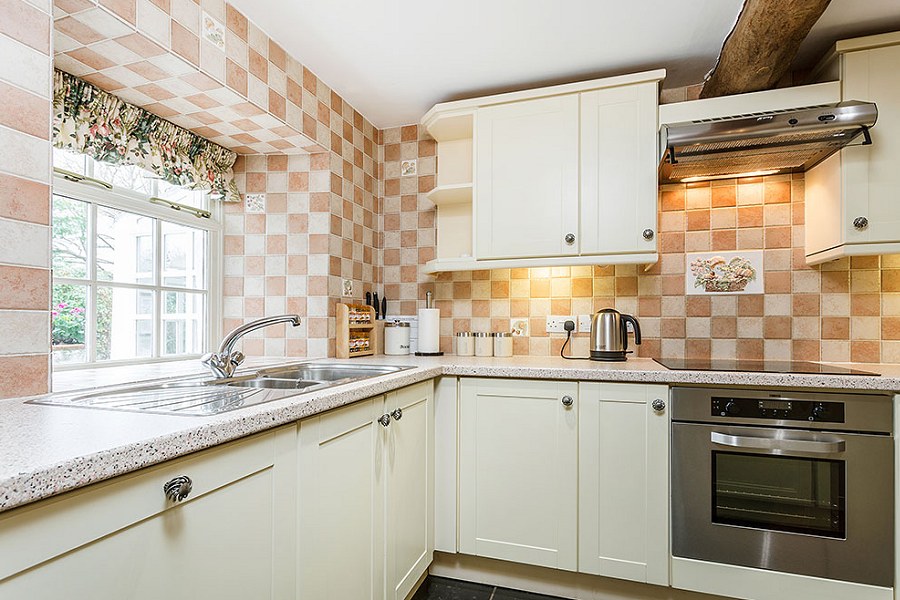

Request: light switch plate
left=577, top=314, right=592, bottom=333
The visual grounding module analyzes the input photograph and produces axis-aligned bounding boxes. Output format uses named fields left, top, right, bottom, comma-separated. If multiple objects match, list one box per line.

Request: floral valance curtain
left=52, top=69, right=241, bottom=202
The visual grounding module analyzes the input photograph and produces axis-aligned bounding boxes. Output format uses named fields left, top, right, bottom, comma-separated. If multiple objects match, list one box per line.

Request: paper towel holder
left=414, top=291, right=444, bottom=356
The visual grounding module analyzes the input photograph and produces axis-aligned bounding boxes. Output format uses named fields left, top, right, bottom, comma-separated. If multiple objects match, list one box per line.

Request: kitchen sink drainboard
left=29, top=363, right=413, bottom=416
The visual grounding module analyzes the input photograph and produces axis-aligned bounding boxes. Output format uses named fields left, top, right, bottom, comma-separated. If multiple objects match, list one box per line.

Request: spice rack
left=336, top=303, right=378, bottom=358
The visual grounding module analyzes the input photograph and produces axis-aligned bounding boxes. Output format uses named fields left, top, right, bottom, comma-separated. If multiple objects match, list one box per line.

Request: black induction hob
left=654, top=358, right=879, bottom=376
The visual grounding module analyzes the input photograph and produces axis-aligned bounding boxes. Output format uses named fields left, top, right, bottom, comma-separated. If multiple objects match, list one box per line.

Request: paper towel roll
left=417, top=308, right=440, bottom=354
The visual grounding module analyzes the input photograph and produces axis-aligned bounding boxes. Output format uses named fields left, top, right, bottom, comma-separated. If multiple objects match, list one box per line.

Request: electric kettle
left=589, top=308, right=641, bottom=361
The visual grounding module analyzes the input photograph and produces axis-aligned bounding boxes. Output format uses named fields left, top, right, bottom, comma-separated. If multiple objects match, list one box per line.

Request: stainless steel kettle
left=590, top=308, right=641, bottom=361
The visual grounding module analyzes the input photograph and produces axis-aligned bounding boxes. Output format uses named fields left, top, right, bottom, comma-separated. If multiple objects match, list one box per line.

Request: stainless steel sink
left=29, top=363, right=413, bottom=416
left=254, top=363, right=406, bottom=382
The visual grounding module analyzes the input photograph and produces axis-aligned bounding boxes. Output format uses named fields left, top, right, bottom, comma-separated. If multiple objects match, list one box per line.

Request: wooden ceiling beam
left=700, top=0, right=832, bottom=99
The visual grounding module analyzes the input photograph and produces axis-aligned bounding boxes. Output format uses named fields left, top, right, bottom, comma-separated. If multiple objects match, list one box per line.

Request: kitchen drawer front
left=0, top=426, right=287, bottom=581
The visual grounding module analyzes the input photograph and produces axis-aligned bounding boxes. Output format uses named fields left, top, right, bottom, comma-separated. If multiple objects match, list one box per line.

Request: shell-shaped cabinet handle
left=163, top=475, right=193, bottom=502
left=651, top=398, right=666, bottom=413
left=642, top=229, right=655, bottom=240
left=853, top=216, right=869, bottom=230
left=391, top=408, right=403, bottom=421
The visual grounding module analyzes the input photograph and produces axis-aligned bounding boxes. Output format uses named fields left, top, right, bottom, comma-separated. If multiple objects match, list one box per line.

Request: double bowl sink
left=31, top=363, right=413, bottom=417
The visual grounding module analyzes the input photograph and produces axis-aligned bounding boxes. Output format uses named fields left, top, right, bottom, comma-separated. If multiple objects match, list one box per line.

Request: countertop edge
left=2, top=358, right=899, bottom=513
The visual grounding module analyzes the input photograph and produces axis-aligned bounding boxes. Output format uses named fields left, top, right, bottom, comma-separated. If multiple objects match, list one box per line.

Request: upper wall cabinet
left=806, top=32, right=900, bottom=264
left=421, top=70, right=665, bottom=274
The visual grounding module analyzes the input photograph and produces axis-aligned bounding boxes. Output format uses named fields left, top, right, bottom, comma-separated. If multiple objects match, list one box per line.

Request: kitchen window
left=51, top=148, right=222, bottom=370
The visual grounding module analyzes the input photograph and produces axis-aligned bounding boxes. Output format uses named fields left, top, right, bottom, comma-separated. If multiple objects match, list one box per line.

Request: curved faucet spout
left=202, top=314, right=302, bottom=378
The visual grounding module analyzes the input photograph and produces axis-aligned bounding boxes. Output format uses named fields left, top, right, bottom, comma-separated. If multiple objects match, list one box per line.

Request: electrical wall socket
left=545, top=315, right=575, bottom=333
left=577, top=314, right=592, bottom=333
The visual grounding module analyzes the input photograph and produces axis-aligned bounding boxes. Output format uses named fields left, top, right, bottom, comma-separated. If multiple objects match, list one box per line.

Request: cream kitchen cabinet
left=421, top=70, right=665, bottom=274
left=458, top=377, right=579, bottom=570
left=475, top=94, right=580, bottom=260
left=578, top=382, right=669, bottom=586
left=806, top=31, right=900, bottom=264
left=297, top=381, right=433, bottom=600
left=0, top=426, right=298, bottom=600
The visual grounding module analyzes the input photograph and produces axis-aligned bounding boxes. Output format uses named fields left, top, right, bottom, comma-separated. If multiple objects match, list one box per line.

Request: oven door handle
left=710, top=431, right=846, bottom=454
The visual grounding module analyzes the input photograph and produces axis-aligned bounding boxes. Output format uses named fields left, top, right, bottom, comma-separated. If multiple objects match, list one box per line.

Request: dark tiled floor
left=413, top=576, right=565, bottom=600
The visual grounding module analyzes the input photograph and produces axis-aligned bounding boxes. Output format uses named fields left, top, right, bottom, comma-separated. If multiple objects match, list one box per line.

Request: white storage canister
left=384, top=321, right=411, bottom=355
left=493, top=332, right=513, bottom=357
left=456, top=332, right=474, bottom=356
left=473, top=332, right=493, bottom=357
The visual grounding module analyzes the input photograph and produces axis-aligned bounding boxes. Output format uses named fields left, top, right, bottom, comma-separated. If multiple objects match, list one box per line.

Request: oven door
left=672, top=422, right=893, bottom=587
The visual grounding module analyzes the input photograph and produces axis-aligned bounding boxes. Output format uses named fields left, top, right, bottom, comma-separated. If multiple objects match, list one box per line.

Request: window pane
left=52, top=147, right=87, bottom=175
left=96, top=287, right=154, bottom=361
left=96, top=206, right=155, bottom=284
left=52, top=195, right=89, bottom=279
left=163, top=292, right=205, bottom=355
left=51, top=284, right=88, bottom=364
left=92, top=160, right=155, bottom=196
left=157, top=179, right=208, bottom=210
left=162, top=221, right=206, bottom=288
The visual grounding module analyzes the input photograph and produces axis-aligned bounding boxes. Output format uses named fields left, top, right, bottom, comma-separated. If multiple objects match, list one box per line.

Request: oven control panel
left=711, top=396, right=845, bottom=423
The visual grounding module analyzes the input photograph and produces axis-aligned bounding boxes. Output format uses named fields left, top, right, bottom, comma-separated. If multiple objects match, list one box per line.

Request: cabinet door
left=298, top=397, right=385, bottom=600
left=459, top=378, right=578, bottom=570
left=0, top=427, right=297, bottom=600
left=842, top=45, right=900, bottom=244
left=580, top=82, right=659, bottom=256
left=385, top=382, right=434, bottom=600
left=578, top=383, right=669, bottom=585
left=475, top=95, right=580, bottom=260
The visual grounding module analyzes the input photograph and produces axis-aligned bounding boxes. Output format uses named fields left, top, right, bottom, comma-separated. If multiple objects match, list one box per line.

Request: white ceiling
left=230, top=0, right=900, bottom=129
left=232, top=0, right=745, bottom=128
left=794, top=0, right=900, bottom=70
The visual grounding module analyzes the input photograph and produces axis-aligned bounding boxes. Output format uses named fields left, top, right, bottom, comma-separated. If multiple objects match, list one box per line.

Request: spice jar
left=493, top=332, right=513, bottom=357
left=455, top=332, right=474, bottom=356
left=474, top=332, right=493, bottom=357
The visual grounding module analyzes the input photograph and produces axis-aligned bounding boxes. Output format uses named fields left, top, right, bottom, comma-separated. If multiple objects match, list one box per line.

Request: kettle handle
left=621, top=314, right=641, bottom=348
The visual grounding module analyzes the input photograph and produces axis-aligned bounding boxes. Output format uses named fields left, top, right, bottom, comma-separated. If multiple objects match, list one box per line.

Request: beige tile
left=0, top=310, right=48, bottom=354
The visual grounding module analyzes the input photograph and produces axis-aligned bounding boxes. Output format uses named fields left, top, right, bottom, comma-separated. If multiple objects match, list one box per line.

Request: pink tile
left=0, top=354, right=48, bottom=399
left=0, top=265, right=49, bottom=310
left=125, top=60, right=170, bottom=81
left=54, top=16, right=105, bottom=45
left=66, top=47, right=116, bottom=71
left=0, top=174, right=49, bottom=225
left=82, top=72, right=127, bottom=91
left=114, top=32, right=167, bottom=58
left=100, top=0, right=136, bottom=24
left=1, top=0, right=50, bottom=54
left=171, top=20, right=199, bottom=65
left=0, top=81, right=50, bottom=139
left=180, top=71, right=221, bottom=91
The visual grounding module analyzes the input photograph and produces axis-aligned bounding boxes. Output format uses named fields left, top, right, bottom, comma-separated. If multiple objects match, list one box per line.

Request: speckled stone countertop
left=2, top=355, right=899, bottom=513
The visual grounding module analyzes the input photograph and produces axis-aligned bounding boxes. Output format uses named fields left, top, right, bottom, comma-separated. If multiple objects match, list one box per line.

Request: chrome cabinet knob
left=564, top=233, right=576, bottom=245
left=853, top=216, right=869, bottom=230
left=561, top=395, right=574, bottom=407
left=391, top=408, right=403, bottom=421
left=378, top=414, right=391, bottom=427
left=163, top=475, right=193, bottom=502
left=651, top=398, right=666, bottom=413
left=642, top=228, right=655, bottom=240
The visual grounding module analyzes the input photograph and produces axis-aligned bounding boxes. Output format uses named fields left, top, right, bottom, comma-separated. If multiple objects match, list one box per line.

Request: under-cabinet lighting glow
left=680, top=170, right=779, bottom=183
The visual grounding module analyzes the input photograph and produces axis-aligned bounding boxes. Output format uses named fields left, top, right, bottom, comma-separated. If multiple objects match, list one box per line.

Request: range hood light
left=679, top=170, right=779, bottom=183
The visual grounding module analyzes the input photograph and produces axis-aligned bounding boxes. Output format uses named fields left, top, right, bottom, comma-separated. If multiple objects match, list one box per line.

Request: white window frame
left=51, top=171, right=223, bottom=372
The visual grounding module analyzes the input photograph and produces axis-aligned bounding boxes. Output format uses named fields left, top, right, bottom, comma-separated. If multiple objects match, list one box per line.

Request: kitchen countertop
left=2, top=354, right=899, bottom=514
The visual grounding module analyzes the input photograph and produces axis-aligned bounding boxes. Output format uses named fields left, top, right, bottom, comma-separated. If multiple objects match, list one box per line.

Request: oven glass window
left=712, top=452, right=845, bottom=538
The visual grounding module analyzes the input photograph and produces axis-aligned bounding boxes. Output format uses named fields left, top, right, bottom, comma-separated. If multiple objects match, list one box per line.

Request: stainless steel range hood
left=659, top=100, right=877, bottom=183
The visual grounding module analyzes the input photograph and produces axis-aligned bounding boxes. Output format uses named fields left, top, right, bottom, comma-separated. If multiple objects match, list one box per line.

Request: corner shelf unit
left=421, top=106, right=475, bottom=268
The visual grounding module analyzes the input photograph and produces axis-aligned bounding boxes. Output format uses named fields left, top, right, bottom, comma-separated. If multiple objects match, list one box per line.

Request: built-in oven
left=671, top=386, right=894, bottom=588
